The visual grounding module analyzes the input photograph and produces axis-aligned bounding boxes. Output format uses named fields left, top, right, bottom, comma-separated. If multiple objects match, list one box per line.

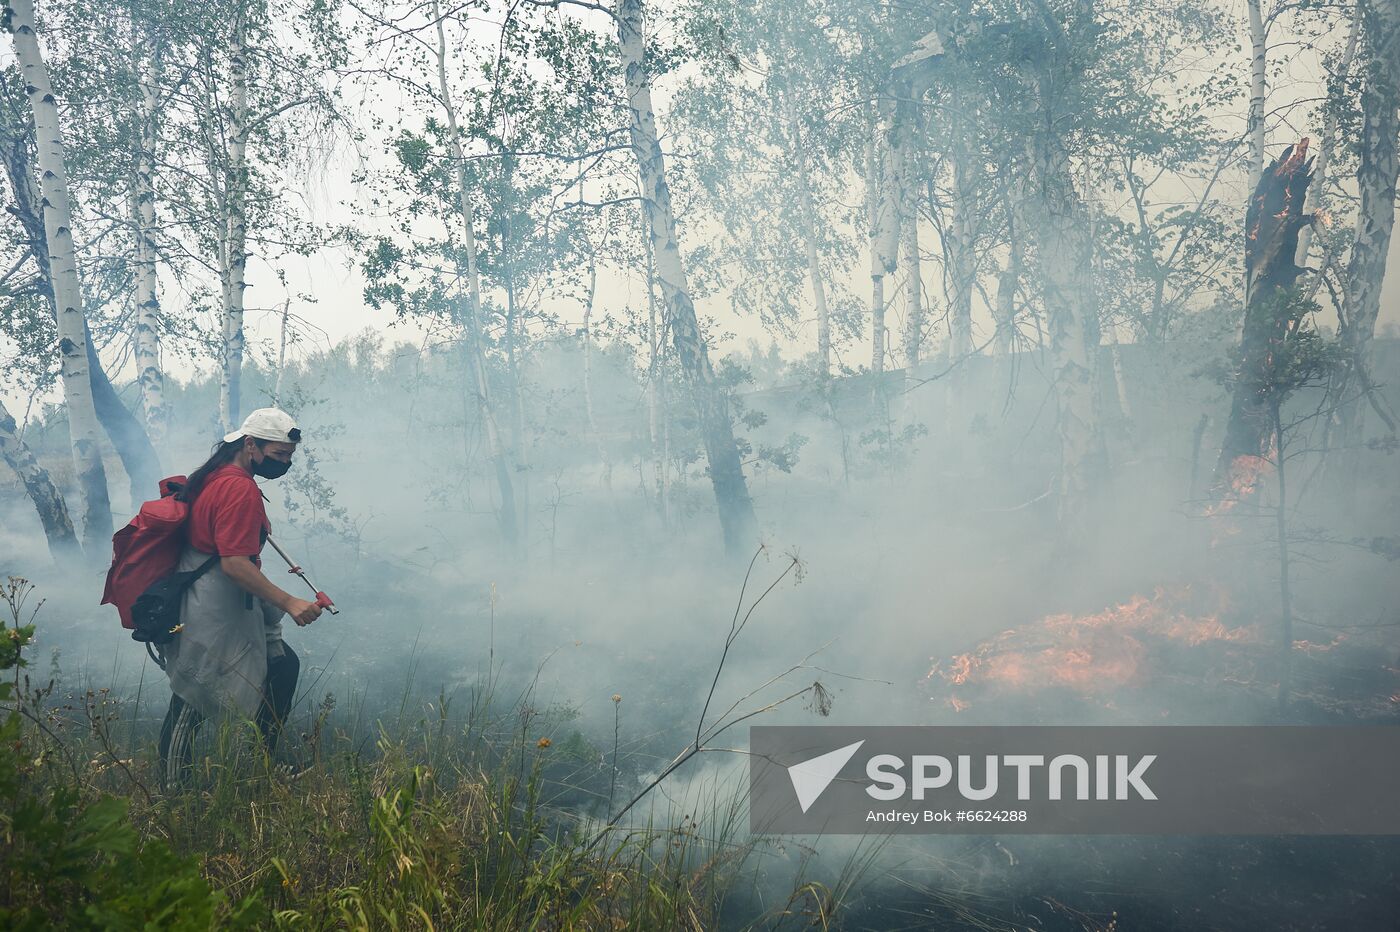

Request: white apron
left=163, top=544, right=286, bottom=720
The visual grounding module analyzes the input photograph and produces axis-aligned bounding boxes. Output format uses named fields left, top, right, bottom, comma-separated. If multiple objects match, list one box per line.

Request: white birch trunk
left=1246, top=0, right=1269, bottom=190
left=1104, top=322, right=1132, bottom=421
left=616, top=0, right=755, bottom=554
left=876, top=94, right=905, bottom=374
left=133, top=49, right=167, bottom=444
left=1340, top=0, right=1400, bottom=442
left=901, top=196, right=923, bottom=371
left=878, top=35, right=942, bottom=377
left=432, top=0, right=518, bottom=545
left=1295, top=5, right=1360, bottom=268
left=0, top=395, right=80, bottom=562
left=641, top=198, right=668, bottom=527
left=6, top=0, right=113, bottom=550
left=218, top=11, right=249, bottom=432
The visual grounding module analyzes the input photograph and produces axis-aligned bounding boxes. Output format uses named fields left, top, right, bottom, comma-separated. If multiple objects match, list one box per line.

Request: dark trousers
left=158, top=643, right=300, bottom=786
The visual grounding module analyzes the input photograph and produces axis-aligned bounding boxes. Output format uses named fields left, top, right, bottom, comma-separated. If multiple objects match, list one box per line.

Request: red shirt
left=188, top=464, right=270, bottom=566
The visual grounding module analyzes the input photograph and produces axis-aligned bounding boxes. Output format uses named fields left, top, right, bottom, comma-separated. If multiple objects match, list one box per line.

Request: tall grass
left=0, top=577, right=859, bottom=930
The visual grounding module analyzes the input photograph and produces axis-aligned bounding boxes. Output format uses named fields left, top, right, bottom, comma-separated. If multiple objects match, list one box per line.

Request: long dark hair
left=179, top=437, right=269, bottom=502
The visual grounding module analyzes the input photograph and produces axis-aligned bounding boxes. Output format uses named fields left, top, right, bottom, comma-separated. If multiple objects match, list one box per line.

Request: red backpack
left=100, top=475, right=195, bottom=629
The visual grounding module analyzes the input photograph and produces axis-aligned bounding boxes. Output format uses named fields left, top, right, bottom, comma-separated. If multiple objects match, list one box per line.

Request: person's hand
left=285, top=597, right=323, bottom=626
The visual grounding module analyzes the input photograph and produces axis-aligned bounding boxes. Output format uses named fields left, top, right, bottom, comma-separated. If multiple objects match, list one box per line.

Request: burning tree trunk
left=5, top=0, right=113, bottom=550
left=218, top=10, right=250, bottom=432
left=1335, top=0, right=1400, bottom=452
left=132, top=45, right=168, bottom=445
left=0, top=395, right=80, bottom=563
left=616, top=0, right=756, bottom=554
left=1213, top=141, right=1315, bottom=496
left=432, top=0, right=518, bottom=547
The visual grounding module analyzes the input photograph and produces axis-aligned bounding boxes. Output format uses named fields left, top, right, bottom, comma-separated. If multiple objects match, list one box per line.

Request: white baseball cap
left=223, top=408, right=301, bottom=444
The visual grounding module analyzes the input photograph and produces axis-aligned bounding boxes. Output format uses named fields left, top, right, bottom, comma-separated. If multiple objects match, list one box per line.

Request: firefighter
left=157, top=408, right=323, bottom=786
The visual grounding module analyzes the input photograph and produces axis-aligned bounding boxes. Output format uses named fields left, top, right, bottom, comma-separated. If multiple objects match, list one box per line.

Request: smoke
left=4, top=327, right=1399, bottom=928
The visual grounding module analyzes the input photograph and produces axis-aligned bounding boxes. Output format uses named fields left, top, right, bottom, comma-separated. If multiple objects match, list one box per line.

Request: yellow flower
left=537, top=737, right=552, bottom=748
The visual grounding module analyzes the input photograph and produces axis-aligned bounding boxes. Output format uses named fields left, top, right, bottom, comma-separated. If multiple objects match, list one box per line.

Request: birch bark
left=1295, top=5, right=1360, bottom=267
left=616, top=0, right=756, bottom=553
left=901, top=194, right=923, bottom=370
left=133, top=48, right=167, bottom=443
left=218, top=9, right=250, bottom=432
left=1339, top=0, right=1400, bottom=443
left=1246, top=0, right=1269, bottom=190
left=0, top=101, right=159, bottom=505
left=0, top=396, right=80, bottom=562
left=874, top=94, right=904, bottom=376
left=641, top=196, right=669, bottom=526
left=5, top=0, right=113, bottom=549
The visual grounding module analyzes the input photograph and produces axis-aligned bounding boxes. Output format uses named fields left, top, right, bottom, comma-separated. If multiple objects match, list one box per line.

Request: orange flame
left=928, top=587, right=1254, bottom=709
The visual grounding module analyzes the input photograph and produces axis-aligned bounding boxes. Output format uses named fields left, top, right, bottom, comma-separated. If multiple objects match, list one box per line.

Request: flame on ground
left=927, top=587, right=1255, bottom=708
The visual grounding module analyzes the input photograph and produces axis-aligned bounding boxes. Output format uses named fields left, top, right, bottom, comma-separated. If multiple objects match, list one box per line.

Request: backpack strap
left=190, top=554, right=219, bottom=581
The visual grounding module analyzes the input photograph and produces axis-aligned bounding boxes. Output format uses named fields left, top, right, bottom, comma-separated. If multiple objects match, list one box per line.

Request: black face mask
left=253, top=454, right=291, bottom=480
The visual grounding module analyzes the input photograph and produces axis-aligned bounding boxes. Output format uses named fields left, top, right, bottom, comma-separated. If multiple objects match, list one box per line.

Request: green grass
left=0, top=577, right=861, bottom=931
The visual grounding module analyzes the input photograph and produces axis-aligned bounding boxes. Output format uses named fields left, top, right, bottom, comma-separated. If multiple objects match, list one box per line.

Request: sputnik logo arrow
left=786, top=740, right=865, bottom=813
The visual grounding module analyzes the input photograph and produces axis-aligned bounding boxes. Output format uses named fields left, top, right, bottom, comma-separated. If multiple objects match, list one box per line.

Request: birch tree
left=1335, top=0, right=1400, bottom=450
left=0, top=67, right=166, bottom=506
left=615, top=0, right=756, bottom=553
left=159, top=0, right=337, bottom=433
left=1294, top=3, right=1361, bottom=269
left=130, top=36, right=167, bottom=443
left=1246, top=0, right=1269, bottom=188
left=4, top=0, right=113, bottom=549
left=215, top=7, right=249, bottom=432
left=351, top=0, right=618, bottom=546
left=0, top=394, right=79, bottom=562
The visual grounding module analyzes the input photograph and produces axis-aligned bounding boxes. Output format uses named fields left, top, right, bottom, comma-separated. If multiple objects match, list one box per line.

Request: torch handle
left=265, top=536, right=339, bottom=615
